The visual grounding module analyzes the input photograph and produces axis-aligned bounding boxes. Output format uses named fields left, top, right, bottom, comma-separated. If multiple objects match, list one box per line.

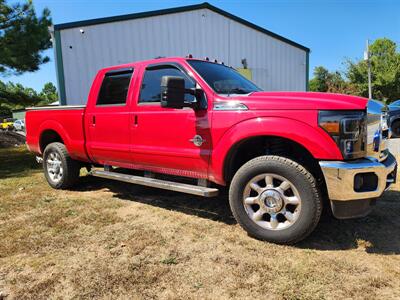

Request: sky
left=1, top=0, right=399, bottom=92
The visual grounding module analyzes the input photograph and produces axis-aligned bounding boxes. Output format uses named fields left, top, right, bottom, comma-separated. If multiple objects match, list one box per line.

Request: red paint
left=26, top=57, right=368, bottom=185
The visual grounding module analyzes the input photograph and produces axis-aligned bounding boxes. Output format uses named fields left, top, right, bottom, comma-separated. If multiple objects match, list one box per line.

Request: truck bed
left=25, top=106, right=89, bottom=162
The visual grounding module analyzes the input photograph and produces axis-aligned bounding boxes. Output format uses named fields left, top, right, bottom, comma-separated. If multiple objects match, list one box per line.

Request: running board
left=90, top=170, right=219, bottom=197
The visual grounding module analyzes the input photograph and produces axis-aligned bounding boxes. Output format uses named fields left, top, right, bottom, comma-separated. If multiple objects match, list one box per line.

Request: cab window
left=97, top=69, right=133, bottom=106
left=139, top=65, right=195, bottom=103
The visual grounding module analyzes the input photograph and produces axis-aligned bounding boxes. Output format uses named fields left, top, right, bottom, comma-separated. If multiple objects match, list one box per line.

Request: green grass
left=0, top=146, right=399, bottom=299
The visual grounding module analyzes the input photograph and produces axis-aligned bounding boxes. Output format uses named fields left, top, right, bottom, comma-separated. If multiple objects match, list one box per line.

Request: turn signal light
left=320, top=121, right=340, bottom=135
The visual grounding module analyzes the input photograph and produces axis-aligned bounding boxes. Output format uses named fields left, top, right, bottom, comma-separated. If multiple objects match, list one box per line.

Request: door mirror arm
left=184, top=88, right=205, bottom=110
left=161, top=76, right=205, bottom=110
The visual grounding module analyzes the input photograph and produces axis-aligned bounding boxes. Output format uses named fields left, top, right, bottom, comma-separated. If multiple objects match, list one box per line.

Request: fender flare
left=38, top=120, right=72, bottom=154
left=209, top=116, right=343, bottom=185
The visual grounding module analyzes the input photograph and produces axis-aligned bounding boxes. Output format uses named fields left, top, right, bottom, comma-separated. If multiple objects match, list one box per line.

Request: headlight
left=319, top=110, right=367, bottom=159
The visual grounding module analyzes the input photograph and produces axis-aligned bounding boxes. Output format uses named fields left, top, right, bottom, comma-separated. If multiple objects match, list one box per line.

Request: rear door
left=85, top=68, right=135, bottom=165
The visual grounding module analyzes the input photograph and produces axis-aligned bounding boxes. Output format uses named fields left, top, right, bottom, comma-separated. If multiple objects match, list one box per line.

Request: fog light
left=354, top=174, right=364, bottom=191
left=354, top=173, right=378, bottom=192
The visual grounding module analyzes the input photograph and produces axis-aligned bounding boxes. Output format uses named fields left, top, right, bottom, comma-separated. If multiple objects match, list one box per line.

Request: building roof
left=54, top=2, right=310, bottom=52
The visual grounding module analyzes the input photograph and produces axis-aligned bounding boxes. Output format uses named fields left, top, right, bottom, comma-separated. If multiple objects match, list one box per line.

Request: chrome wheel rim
left=46, top=152, right=63, bottom=183
left=243, top=173, right=302, bottom=230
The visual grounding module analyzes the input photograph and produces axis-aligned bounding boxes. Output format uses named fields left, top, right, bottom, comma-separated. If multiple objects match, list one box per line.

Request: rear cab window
left=97, top=68, right=134, bottom=106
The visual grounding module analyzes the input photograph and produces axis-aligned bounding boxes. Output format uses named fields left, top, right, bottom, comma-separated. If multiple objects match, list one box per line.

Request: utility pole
left=364, top=39, right=372, bottom=99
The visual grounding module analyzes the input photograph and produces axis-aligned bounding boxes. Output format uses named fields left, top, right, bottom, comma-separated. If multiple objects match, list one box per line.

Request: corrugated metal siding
left=60, top=8, right=307, bottom=105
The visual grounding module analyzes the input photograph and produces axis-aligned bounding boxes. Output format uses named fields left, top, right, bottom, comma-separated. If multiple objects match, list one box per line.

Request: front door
left=86, top=68, right=134, bottom=166
left=130, top=63, right=212, bottom=179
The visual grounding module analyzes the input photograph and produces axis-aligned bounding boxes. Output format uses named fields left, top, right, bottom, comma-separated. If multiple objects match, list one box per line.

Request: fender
left=38, top=120, right=88, bottom=161
left=390, top=115, right=400, bottom=127
left=209, top=116, right=343, bottom=185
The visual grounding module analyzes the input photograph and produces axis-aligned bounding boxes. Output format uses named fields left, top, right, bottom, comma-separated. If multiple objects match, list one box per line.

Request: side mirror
left=161, top=76, right=186, bottom=109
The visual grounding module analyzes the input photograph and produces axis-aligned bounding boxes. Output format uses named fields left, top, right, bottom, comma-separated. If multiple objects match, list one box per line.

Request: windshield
left=187, top=60, right=261, bottom=95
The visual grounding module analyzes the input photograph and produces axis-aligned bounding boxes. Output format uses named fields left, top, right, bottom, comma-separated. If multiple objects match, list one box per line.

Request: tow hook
left=36, top=156, right=43, bottom=164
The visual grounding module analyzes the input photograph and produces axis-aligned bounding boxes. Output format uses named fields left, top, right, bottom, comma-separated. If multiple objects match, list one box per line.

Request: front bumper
left=319, top=153, right=397, bottom=202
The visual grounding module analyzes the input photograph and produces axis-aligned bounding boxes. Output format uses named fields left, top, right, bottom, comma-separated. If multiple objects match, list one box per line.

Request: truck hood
left=231, top=91, right=367, bottom=111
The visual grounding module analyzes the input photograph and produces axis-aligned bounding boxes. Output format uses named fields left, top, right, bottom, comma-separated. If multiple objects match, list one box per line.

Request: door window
left=97, top=69, right=133, bottom=106
left=139, top=65, right=195, bottom=103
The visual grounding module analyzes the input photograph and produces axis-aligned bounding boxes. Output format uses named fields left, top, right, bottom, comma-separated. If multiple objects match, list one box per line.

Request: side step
left=90, top=170, right=219, bottom=197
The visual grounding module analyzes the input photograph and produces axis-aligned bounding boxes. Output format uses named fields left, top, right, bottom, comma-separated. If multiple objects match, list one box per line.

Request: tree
left=310, top=38, right=400, bottom=102
left=0, top=0, right=52, bottom=75
left=309, top=67, right=354, bottom=94
left=40, top=82, right=58, bottom=102
left=309, top=66, right=330, bottom=92
left=0, top=80, right=56, bottom=116
left=346, top=38, right=400, bottom=101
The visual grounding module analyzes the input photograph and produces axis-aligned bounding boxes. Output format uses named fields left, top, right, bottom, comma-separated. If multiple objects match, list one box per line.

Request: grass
left=0, top=146, right=399, bottom=299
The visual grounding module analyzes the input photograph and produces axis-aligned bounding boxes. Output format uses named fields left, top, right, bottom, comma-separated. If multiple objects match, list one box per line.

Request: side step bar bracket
left=90, top=170, right=219, bottom=197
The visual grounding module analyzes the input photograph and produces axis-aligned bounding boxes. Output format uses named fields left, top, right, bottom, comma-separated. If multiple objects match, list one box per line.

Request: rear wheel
left=43, top=142, right=81, bottom=189
left=391, top=120, right=400, bottom=138
left=229, top=156, right=322, bottom=244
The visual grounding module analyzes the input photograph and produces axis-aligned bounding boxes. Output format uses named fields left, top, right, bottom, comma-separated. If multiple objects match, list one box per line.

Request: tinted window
left=97, top=70, right=133, bottom=105
left=139, top=65, right=195, bottom=103
left=187, top=60, right=261, bottom=94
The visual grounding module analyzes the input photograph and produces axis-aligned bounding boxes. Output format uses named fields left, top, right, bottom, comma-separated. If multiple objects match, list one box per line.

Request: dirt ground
left=0, top=147, right=399, bottom=299
left=0, top=132, right=25, bottom=148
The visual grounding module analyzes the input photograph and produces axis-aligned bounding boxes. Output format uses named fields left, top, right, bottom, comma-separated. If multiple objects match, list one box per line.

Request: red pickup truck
left=26, top=57, right=397, bottom=244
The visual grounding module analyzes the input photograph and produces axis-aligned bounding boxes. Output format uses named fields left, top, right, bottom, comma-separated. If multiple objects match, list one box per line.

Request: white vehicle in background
left=13, top=119, right=25, bottom=131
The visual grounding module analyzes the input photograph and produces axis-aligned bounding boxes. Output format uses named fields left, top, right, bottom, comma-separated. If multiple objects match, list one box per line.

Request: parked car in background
left=389, top=99, right=400, bottom=109
left=13, top=119, right=25, bottom=131
left=389, top=106, right=400, bottom=138
left=0, top=118, right=16, bottom=131
left=368, top=100, right=400, bottom=138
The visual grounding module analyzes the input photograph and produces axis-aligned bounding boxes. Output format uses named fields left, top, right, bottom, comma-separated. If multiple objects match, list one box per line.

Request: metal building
left=51, top=2, right=310, bottom=105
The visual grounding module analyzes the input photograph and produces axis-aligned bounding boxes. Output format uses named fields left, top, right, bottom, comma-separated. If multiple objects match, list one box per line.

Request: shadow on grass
left=73, top=175, right=400, bottom=254
left=0, top=147, right=41, bottom=179
left=73, top=175, right=235, bottom=224
left=298, top=190, right=400, bottom=254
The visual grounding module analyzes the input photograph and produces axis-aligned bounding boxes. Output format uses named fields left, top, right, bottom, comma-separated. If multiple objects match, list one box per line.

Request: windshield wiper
left=223, top=88, right=251, bottom=95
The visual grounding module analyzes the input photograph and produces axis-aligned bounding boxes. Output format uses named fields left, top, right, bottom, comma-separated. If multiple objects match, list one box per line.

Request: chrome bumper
left=319, top=153, right=397, bottom=201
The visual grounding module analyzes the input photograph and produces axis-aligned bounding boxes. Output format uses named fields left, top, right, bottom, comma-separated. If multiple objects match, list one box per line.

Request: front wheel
left=229, top=156, right=322, bottom=244
left=43, top=142, right=81, bottom=189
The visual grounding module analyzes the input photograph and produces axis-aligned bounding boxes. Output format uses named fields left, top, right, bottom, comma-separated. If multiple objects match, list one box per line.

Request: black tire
left=43, top=142, right=81, bottom=189
left=391, top=120, right=400, bottom=138
left=229, top=156, right=322, bottom=244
